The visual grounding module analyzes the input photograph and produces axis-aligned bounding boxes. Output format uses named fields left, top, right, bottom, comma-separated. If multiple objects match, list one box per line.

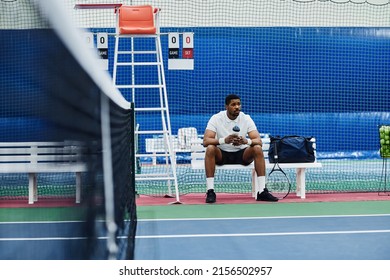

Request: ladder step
left=137, top=173, right=175, bottom=177
left=135, top=107, right=167, bottom=112
left=116, top=34, right=158, bottom=38
left=117, top=50, right=157, bottom=55
left=136, top=130, right=169, bottom=134
left=137, top=151, right=173, bottom=155
left=116, top=62, right=161, bottom=66
left=115, top=85, right=164, bottom=89
left=135, top=176, right=176, bottom=181
left=136, top=153, right=173, bottom=158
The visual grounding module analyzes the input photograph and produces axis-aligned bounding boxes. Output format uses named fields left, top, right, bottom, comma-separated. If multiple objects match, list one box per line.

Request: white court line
left=0, top=220, right=86, bottom=225
left=135, top=229, right=390, bottom=239
left=1, top=214, right=390, bottom=225
left=0, top=237, right=88, bottom=241
left=138, top=213, right=390, bottom=222
left=1, top=229, right=390, bottom=242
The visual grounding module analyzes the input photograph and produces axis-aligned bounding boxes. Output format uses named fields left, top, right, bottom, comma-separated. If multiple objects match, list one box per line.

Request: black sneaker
left=256, top=188, right=278, bottom=202
left=205, top=189, right=216, bottom=203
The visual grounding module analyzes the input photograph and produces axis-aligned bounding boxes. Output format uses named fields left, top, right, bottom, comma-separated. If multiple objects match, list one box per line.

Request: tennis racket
left=267, top=141, right=291, bottom=200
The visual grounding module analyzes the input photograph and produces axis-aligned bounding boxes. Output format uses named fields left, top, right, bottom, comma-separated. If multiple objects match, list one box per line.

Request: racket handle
left=273, top=142, right=278, bottom=160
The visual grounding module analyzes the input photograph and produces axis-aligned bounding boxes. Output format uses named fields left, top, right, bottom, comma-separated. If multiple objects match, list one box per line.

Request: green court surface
left=0, top=207, right=87, bottom=222
left=1, top=200, right=389, bottom=223
left=136, top=200, right=390, bottom=219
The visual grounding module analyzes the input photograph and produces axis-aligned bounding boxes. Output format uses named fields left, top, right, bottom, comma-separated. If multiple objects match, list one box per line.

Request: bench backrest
left=178, top=127, right=198, bottom=150
left=0, top=142, right=85, bottom=164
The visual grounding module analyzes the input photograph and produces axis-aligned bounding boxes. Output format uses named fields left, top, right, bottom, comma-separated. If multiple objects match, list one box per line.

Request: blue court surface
left=134, top=214, right=390, bottom=260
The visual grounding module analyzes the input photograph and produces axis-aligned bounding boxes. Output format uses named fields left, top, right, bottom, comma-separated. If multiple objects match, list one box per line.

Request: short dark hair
left=225, top=94, right=240, bottom=105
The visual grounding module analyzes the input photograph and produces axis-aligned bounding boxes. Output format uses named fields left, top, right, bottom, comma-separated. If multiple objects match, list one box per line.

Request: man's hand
left=226, top=134, right=245, bottom=146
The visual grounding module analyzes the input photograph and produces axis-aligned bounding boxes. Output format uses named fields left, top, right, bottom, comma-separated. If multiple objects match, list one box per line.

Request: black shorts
left=217, top=148, right=252, bottom=166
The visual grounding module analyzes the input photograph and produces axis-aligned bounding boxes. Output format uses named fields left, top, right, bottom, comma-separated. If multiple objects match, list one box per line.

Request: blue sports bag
left=268, top=135, right=315, bottom=163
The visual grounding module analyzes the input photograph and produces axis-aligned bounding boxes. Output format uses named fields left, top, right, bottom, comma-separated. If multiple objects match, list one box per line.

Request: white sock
left=257, top=176, right=266, bottom=193
left=206, top=177, right=214, bottom=191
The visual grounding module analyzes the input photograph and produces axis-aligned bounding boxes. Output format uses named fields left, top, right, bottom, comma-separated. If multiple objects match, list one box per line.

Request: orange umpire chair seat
left=117, top=5, right=159, bottom=35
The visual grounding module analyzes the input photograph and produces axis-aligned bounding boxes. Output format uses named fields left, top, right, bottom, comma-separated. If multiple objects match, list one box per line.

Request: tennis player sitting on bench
left=203, top=94, right=278, bottom=203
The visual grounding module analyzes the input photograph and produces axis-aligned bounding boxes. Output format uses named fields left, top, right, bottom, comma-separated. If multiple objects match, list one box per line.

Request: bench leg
left=75, top=172, right=81, bottom=203
left=295, top=168, right=306, bottom=199
left=251, top=169, right=258, bottom=198
left=28, top=173, right=37, bottom=204
left=152, top=152, right=157, bottom=165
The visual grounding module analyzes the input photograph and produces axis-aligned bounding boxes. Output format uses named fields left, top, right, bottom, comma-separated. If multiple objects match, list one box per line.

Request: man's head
left=225, top=94, right=241, bottom=119
left=225, top=94, right=240, bottom=106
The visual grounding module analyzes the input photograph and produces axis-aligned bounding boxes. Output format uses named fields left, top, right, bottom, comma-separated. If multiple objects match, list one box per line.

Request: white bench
left=145, top=127, right=201, bottom=165
left=191, top=137, right=322, bottom=199
left=0, top=142, right=87, bottom=204
left=145, top=136, right=192, bottom=165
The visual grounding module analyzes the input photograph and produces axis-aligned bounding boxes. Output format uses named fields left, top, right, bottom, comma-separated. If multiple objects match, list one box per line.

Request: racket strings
left=267, top=168, right=291, bottom=199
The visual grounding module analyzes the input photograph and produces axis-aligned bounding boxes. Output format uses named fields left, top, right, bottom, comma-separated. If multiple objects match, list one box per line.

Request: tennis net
left=0, top=0, right=136, bottom=259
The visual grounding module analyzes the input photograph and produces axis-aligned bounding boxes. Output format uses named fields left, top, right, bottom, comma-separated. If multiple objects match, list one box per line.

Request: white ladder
left=112, top=14, right=180, bottom=204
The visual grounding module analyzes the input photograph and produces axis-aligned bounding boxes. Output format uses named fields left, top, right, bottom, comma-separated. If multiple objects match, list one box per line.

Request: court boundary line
left=135, top=229, right=390, bottom=239
left=2, top=229, right=389, bottom=241
left=1, top=213, right=390, bottom=225
left=138, top=213, right=390, bottom=222
left=0, top=220, right=85, bottom=225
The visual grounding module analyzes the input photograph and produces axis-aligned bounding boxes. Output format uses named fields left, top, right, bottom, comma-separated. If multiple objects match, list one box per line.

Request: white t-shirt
left=205, top=110, right=257, bottom=152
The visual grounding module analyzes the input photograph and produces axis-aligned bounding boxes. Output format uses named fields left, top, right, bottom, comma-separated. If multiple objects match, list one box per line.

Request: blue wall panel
left=1, top=27, right=389, bottom=155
